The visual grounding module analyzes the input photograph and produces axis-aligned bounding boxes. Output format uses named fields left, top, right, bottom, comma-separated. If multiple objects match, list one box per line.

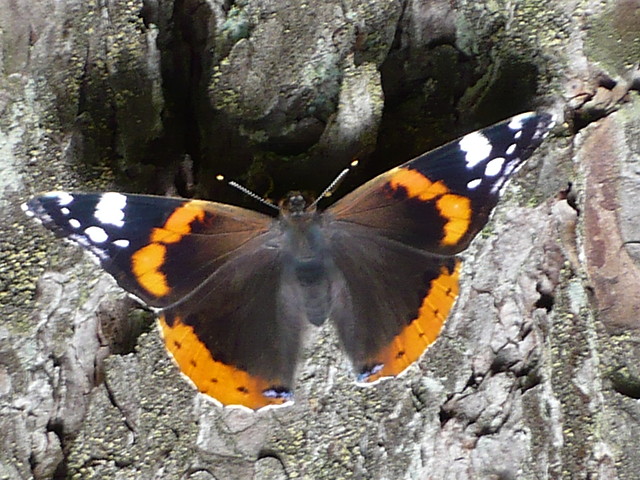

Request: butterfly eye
left=290, top=194, right=306, bottom=210
left=280, top=191, right=315, bottom=216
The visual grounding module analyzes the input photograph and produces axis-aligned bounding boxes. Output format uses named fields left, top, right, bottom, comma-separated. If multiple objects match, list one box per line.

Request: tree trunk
left=1, top=0, right=639, bottom=478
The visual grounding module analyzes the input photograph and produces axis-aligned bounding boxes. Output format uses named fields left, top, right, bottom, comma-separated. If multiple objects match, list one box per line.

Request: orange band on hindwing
left=158, top=315, right=290, bottom=410
left=363, top=260, right=461, bottom=382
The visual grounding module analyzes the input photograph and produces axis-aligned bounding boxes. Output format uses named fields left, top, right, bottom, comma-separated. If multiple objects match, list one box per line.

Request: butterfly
left=23, top=112, right=554, bottom=411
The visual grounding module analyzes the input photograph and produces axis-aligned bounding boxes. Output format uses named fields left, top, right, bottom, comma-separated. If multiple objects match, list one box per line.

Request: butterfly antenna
left=310, top=160, right=359, bottom=209
left=216, top=175, right=280, bottom=211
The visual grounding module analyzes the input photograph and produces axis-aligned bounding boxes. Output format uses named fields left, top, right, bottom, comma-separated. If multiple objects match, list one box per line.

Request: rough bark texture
left=1, top=0, right=639, bottom=479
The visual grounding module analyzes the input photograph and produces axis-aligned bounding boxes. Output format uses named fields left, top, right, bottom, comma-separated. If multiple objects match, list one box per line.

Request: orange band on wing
left=131, top=201, right=207, bottom=298
left=388, top=168, right=471, bottom=246
left=437, top=194, right=472, bottom=245
left=131, top=244, right=169, bottom=297
left=150, top=203, right=206, bottom=243
left=158, top=315, right=290, bottom=410
left=363, top=260, right=461, bottom=383
left=388, top=168, right=449, bottom=201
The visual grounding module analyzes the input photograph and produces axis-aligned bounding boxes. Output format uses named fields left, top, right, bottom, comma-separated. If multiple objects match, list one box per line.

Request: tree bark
left=1, top=0, right=639, bottom=479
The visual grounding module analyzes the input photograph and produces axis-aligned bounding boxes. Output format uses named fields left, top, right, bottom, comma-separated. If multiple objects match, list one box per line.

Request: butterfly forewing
left=328, top=112, right=555, bottom=255
left=24, top=193, right=273, bottom=308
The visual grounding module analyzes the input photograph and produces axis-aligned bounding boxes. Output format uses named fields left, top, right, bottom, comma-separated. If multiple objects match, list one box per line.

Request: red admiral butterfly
left=23, top=112, right=554, bottom=410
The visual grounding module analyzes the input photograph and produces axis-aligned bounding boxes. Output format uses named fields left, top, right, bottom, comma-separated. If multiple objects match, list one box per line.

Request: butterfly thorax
left=278, top=191, right=332, bottom=326
left=278, top=191, right=324, bottom=260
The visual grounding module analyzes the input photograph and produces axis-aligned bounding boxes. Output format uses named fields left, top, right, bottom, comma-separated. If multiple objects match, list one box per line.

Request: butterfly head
left=279, top=191, right=317, bottom=219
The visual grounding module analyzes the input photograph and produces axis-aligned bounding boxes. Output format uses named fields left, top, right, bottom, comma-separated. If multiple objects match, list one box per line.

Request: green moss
left=221, top=5, right=252, bottom=43
left=584, top=1, right=640, bottom=76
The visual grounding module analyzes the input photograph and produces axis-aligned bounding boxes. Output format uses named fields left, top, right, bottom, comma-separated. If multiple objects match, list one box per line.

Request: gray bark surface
left=1, top=0, right=639, bottom=479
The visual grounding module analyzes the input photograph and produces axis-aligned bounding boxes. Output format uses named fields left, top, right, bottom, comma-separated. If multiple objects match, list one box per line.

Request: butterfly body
left=276, top=192, right=333, bottom=325
left=23, top=112, right=555, bottom=410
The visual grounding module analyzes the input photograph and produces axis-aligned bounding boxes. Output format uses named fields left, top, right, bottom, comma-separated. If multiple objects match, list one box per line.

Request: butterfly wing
left=24, top=193, right=275, bottom=307
left=24, top=192, right=299, bottom=409
left=329, top=112, right=555, bottom=255
left=158, top=232, right=306, bottom=410
left=325, top=112, right=554, bottom=381
left=327, top=230, right=460, bottom=382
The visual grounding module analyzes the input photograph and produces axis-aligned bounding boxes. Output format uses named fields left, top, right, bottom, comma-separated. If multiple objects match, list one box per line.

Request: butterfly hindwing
left=158, top=231, right=304, bottom=409
left=325, top=226, right=460, bottom=382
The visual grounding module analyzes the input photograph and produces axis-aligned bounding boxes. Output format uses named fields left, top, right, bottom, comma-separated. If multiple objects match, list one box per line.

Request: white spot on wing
left=85, top=226, right=108, bottom=243
left=69, top=218, right=81, bottom=229
left=484, top=157, right=505, bottom=177
left=47, top=191, right=74, bottom=206
left=61, top=207, right=70, bottom=215
left=113, top=239, right=130, bottom=248
left=508, top=112, right=533, bottom=131
left=504, top=162, right=516, bottom=176
left=94, top=192, right=127, bottom=227
left=467, top=178, right=482, bottom=190
left=506, top=144, right=517, bottom=156
left=459, top=131, right=492, bottom=168
left=488, top=160, right=521, bottom=196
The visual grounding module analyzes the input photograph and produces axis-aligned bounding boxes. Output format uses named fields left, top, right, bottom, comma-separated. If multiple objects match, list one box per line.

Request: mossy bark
left=2, top=0, right=639, bottom=479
